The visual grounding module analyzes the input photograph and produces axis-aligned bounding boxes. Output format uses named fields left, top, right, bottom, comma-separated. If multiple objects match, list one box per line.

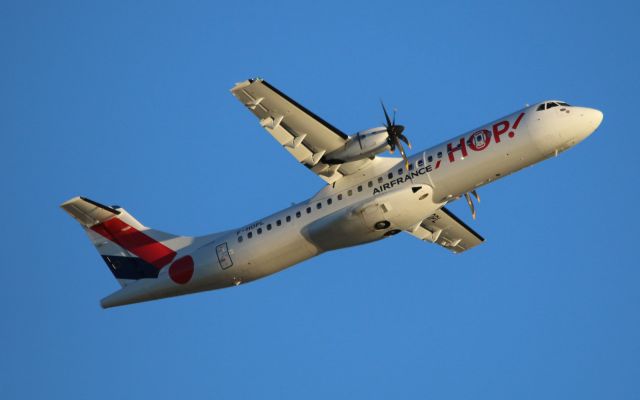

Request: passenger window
left=247, top=232, right=253, bottom=239
left=418, top=159, right=424, bottom=167
left=398, top=169, right=403, bottom=175
left=267, top=224, right=272, bottom=231
left=338, top=194, right=343, bottom=200
left=276, top=219, right=282, bottom=226
left=306, top=207, right=311, bottom=214
left=238, top=236, right=243, bottom=242
left=428, top=155, right=433, bottom=162
left=257, top=228, right=262, bottom=234
left=327, top=198, right=332, bottom=205
left=408, top=163, right=414, bottom=171
left=316, top=202, right=322, bottom=209
left=296, top=211, right=301, bottom=218
left=357, top=186, right=363, bottom=192
left=378, top=176, right=383, bottom=183
left=348, top=189, right=353, bottom=196
left=388, top=172, right=393, bottom=179
left=368, top=181, right=373, bottom=188
left=286, top=215, right=292, bottom=222
left=437, top=151, right=442, bottom=158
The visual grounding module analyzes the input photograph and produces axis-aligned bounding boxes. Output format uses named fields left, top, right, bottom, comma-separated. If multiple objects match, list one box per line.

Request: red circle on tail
left=169, top=256, right=194, bottom=284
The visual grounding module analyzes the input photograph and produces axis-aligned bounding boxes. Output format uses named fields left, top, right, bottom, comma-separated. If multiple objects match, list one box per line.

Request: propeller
left=381, top=101, right=412, bottom=169
left=463, top=190, right=481, bottom=219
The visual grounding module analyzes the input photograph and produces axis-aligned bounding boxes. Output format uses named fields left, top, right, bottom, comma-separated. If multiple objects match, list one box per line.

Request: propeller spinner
left=381, top=101, right=412, bottom=170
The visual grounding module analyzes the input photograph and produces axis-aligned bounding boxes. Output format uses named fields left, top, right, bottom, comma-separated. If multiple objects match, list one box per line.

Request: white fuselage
left=101, top=102, right=603, bottom=307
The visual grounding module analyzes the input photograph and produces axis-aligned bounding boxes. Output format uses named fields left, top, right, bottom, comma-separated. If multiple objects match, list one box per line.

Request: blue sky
left=2, top=0, right=639, bottom=398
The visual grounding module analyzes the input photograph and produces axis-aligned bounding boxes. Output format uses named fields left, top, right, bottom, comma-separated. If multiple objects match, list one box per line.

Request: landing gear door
left=216, top=242, right=233, bottom=270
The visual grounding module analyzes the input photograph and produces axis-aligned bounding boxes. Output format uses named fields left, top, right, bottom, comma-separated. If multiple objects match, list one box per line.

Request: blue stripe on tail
left=101, top=256, right=160, bottom=280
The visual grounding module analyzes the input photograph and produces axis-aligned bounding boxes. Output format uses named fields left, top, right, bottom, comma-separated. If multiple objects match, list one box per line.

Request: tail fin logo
left=91, top=218, right=177, bottom=269
left=62, top=196, right=195, bottom=286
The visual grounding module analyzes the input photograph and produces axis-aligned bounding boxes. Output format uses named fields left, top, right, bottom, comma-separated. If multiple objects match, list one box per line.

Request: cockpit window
left=537, top=101, right=571, bottom=111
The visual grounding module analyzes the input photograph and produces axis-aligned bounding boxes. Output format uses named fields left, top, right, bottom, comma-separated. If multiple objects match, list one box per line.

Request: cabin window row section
left=238, top=191, right=347, bottom=242
left=237, top=157, right=428, bottom=243
left=427, top=152, right=443, bottom=163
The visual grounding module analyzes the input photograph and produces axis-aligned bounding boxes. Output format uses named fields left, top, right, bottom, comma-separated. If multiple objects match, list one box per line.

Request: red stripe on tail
left=91, top=218, right=176, bottom=269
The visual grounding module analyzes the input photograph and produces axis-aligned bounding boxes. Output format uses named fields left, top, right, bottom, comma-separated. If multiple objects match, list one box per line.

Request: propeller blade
left=381, top=101, right=392, bottom=127
left=471, top=190, right=480, bottom=202
left=464, top=192, right=476, bottom=220
left=388, top=137, right=396, bottom=152
left=392, top=108, right=397, bottom=125
left=396, top=139, right=410, bottom=170
left=398, top=133, right=412, bottom=149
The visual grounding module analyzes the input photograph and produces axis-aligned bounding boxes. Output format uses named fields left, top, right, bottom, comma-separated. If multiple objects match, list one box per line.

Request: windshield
left=536, top=101, right=572, bottom=111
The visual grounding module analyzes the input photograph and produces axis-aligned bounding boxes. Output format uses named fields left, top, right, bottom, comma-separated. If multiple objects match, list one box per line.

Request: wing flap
left=262, top=122, right=314, bottom=162
left=407, top=206, right=484, bottom=253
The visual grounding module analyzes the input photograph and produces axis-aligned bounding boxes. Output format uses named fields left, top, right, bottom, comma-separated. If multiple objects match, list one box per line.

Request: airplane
left=61, top=78, right=603, bottom=308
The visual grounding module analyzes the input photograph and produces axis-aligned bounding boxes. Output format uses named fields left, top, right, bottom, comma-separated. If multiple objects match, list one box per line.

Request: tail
left=61, top=196, right=193, bottom=287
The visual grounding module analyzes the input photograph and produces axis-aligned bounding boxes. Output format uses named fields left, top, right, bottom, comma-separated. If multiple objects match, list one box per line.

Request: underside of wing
left=231, top=78, right=375, bottom=184
left=407, top=207, right=485, bottom=253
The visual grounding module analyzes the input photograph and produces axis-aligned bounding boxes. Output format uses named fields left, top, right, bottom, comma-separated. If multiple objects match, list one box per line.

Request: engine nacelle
left=323, top=127, right=390, bottom=164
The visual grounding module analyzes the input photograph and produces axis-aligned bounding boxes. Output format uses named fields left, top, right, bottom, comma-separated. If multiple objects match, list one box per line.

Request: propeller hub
left=389, top=125, right=405, bottom=136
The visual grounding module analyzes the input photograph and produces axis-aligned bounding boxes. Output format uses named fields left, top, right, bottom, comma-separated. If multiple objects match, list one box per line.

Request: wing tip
left=230, top=77, right=264, bottom=92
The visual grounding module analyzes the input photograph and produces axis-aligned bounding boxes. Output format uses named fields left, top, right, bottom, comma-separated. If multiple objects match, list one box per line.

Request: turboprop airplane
left=61, top=78, right=603, bottom=308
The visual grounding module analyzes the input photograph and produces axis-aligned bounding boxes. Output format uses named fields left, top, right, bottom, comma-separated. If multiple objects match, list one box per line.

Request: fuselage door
left=216, top=242, right=234, bottom=269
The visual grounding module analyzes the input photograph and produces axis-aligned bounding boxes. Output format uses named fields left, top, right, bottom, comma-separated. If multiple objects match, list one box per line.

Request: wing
left=406, top=207, right=484, bottom=253
left=231, top=78, right=377, bottom=184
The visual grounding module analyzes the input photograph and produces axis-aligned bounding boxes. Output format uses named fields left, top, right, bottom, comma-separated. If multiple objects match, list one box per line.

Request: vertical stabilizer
left=61, top=197, right=193, bottom=287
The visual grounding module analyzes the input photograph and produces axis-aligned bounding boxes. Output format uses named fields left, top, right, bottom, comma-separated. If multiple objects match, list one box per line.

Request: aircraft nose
left=587, top=108, right=604, bottom=130
left=575, top=107, right=603, bottom=141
